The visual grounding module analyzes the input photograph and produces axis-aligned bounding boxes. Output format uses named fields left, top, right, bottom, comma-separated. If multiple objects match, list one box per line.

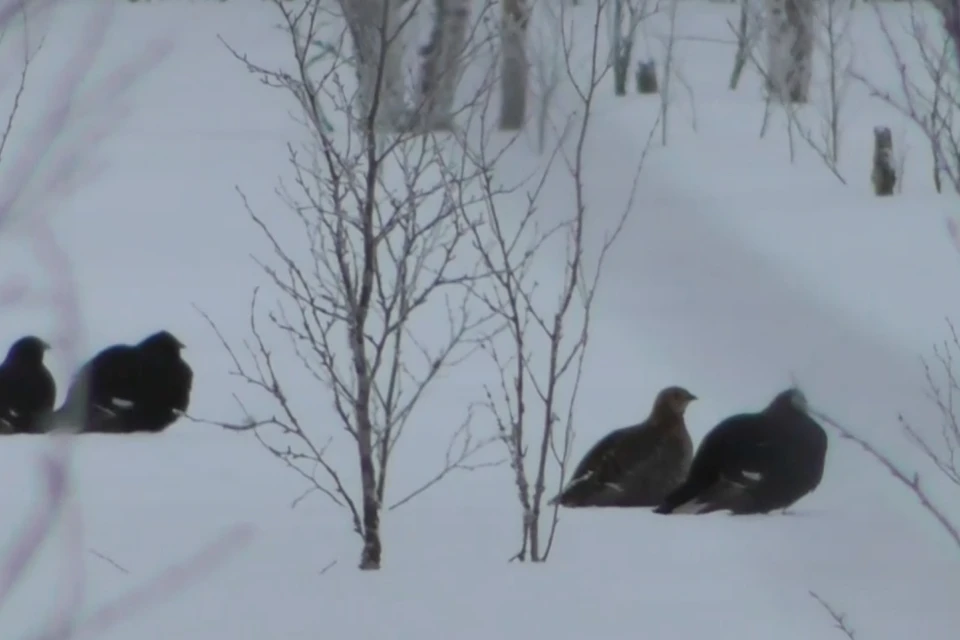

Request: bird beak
left=40, top=340, right=51, bottom=351
left=686, top=392, right=698, bottom=402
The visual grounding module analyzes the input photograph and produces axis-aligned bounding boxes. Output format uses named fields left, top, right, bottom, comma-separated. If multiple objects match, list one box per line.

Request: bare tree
left=500, top=0, right=530, bottom=129
left=529, top=0, right=563, bottom=152
left=729, top=0, right=764, bottom=90
left=201, top=0, right=506, bottom=571
left=468, top=0, right=655, bottom=562
left=658, top=0, right=679, bottom=144
left=747, top=17, right=847, bottom=183
left=853, top=0, right=960, bottom=193
left=812, top=0, right=853, bottom=168
left=765, top=0, right=814, bottom=103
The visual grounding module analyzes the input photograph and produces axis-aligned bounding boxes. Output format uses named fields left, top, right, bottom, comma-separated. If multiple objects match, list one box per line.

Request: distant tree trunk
left=613, top=40, right=632, bottom=96
left=343, top=0, right=407, bottom=130
left=500, top=0, right=529, bottom=130
left=417, top=0, right=470, bottom=130
left=764, top=0, right=813, bottom=103
left=610, top=0, right=623, bottom=70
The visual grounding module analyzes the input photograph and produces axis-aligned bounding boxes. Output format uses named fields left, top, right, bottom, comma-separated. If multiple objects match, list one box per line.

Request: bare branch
left=88, top=549, right=130, bottom=575
left=809, top=591, right=858, bottom=640
left=808, top=406, right=960, bottom=550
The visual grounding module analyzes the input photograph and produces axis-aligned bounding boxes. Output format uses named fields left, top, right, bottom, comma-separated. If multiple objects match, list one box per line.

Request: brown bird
left=549, top=386, right=697, bottom=508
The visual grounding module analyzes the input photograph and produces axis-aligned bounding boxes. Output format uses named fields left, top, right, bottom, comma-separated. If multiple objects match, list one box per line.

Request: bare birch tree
left=728, top=0, right=765, bottom=90
left=765, top=0, right=814, bottom=103
left=658, top=0, right=679, bottom=144
left=468, top=0, right=656, bottom=562
left=201, top=0, right=504, bottom=570
left=529, top=0, right=563, bottom=152
left=811, top=0, right=853, bottom=169
left=748, top=10, right=847, bottom=183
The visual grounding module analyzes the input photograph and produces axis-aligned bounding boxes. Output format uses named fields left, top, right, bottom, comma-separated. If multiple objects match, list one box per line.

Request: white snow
left=0, top=0, right=958, bottom=639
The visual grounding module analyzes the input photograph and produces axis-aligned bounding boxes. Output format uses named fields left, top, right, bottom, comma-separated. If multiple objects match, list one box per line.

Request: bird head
left=655, top=385, right=698, bottom=416
left=139, top=330, right=186, bottom=355
left=6, top=336, right=51, bottom=363
left=771, top=387, right=809, bottom=413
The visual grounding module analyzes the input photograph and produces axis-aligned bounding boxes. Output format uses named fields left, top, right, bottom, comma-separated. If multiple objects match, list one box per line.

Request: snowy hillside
left=0, top=0, right=958, bottom=638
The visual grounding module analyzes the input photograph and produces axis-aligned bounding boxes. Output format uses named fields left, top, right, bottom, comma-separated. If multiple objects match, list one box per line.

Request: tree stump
left=636, top=59, right=658, bottom=94
left=872, top=126, right=896, bottom=196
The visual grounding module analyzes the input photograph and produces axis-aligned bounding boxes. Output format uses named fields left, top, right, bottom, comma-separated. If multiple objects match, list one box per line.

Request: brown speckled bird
left=549, top=386, right=697, bottom=508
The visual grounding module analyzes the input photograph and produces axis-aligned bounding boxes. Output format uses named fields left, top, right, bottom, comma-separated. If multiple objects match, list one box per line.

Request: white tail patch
left=671, top=500, right=707, bottom=515
left=110, top=398, right=135, bottom=410
left=8, top=409, right=19, bottom=418
left=742, top=471, right=763, bottom=482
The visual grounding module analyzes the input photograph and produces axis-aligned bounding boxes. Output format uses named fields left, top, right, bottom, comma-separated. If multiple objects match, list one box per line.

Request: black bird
left=549, top=386, right=697, bottom=508
left=0, top=336, right=55, bottom=434
left=55, top=330, right=193, bottom=434
left=132, top=330, right=193, bottom=432
left=653, top=388, right=828, bottom=516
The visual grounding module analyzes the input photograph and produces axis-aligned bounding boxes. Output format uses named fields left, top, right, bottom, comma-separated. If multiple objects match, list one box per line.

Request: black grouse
left=0, top=336, right=55, bottom=434
left=549, top=386, right=697, bottom=508
left=653, top=387, right=828, bottom=516
left=55, top=330, right=193, bottom=434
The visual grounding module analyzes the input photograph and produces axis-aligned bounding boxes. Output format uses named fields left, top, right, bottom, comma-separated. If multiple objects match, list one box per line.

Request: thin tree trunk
left=499, top=0, right=529, bottom=130
left=353, top=182, right=382, bottom=570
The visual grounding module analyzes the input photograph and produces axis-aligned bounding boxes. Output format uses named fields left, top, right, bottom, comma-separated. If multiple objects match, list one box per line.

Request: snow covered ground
left=0, top=0, right=958, bottom=638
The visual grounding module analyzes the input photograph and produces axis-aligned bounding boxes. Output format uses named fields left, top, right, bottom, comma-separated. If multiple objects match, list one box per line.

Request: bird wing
left=63, top=346, right=142, bottom=412
left=567, top=427, right=639, bottom=486
left=138, top=355, right=193, bottom=413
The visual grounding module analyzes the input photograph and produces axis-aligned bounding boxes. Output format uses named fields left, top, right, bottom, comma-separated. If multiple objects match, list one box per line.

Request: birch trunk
left=342, top=0, right=408, bottom=129
left=765, top=0, right=813, bottom=103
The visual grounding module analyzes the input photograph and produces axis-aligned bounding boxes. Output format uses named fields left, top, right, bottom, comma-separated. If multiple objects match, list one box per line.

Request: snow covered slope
left=0, top=1, right=957, bottom=639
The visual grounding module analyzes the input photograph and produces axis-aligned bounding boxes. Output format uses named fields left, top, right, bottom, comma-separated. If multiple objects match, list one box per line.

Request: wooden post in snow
left=636, top=59, right=659, bottom=94
left=871, top=126, right=896, bottom=196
